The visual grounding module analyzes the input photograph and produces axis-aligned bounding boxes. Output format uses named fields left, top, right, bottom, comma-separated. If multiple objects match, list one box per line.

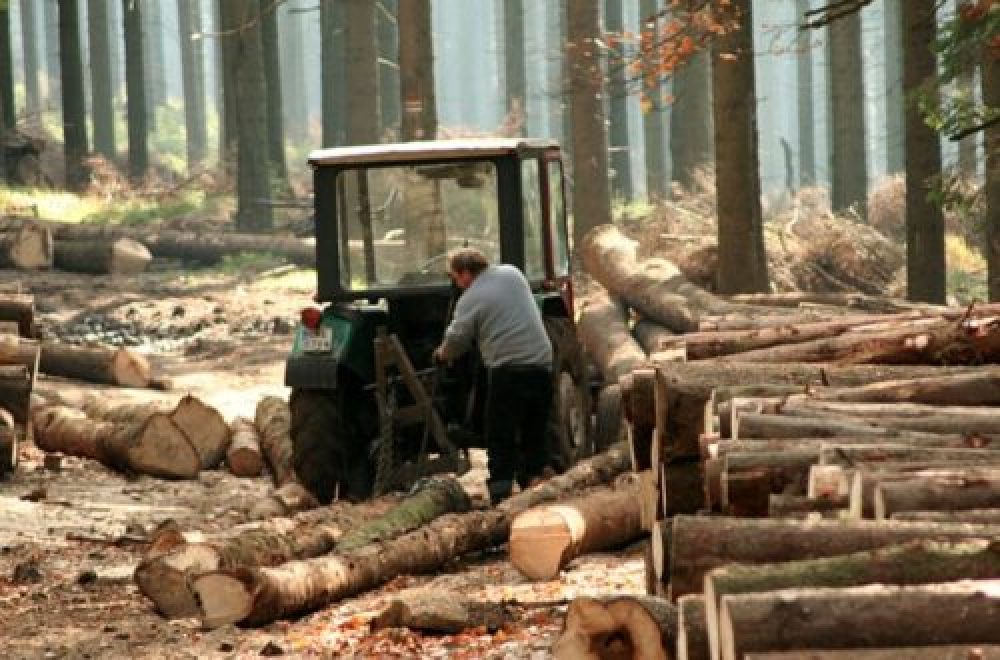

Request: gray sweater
left=440, top=264, right=553, bottom=368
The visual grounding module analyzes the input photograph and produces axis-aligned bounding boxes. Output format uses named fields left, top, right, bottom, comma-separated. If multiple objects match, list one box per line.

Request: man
left=433, top=248, right=553, bottom=504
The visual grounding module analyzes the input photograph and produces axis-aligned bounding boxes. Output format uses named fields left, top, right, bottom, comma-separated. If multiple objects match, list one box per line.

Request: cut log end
left=171, top=395, right=230, bottom=470
left=509, top=507, right=579, bottom=581
left=135, top=543, right=221, bottom=619
left=111, top=349, right=152, bottom=388
left=192, top=572, right=254, bottom=630
left=127, top=414, right=200, bottom=479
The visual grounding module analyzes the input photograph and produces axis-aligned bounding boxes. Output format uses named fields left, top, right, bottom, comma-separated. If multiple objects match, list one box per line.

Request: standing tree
left=884, top=0, right=904, bottom=174
left=713, top=0, right=769, bottom=293
left=0, top=0, right=13, bottom=131
left=398, top=0, right=436, bottom=141
left=44, top=0, right=61, bottom=111
left=220, top=0, right=272, bottom=231
left=123, top=0, right=147, bottom=181
left=796, top=0, right=815, bottom=187
left=344, top=0, right=379, bottom=146
left=503, top=0, right=525, bottom=134
left=143, top=0, right=166, bottom=127
left=639, top=0, right=667, bottom=201
left=377, top=0, right=399, bottom=137
left=320, top=0, right=346, bottom=146
left=19, top=0, right=40, bottom=117
left=828, top=8, right=867, bottom=217
left=984, top=35, right=999, bottom=300
left=670, top=50, right=713, bottom=191
left=280, top=0, right=308, bottom=141
left=178, top=0, right=206, bottom=168
left=566, top=0, right=612, bottom=245
left=88, top=0, right=116, bottom=161
left=903, top=1, right=946, bottom=303
left=59, top=0, right=90, bottom=190
left=218, top=0, right=237, bottom=160
left=605, top=0, right=632, bottom=201
left=259, top=0, right=287, bottom=185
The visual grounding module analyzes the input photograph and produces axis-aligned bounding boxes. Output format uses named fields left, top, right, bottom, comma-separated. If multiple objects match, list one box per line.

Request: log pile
left=0, top=310, right=41, bottom=473
left=551, top=223, right=1000, bottom=658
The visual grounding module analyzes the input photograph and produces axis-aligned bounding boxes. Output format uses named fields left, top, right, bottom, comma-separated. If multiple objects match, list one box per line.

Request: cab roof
left=308, top=138, right=560, bottom=167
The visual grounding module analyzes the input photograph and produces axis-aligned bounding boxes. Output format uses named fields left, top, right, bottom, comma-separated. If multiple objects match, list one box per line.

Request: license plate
left=302, top=327, right=333, bottom=353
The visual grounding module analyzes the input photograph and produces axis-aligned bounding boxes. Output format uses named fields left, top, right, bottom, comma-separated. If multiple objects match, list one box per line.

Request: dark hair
left=448, top=248, right=490, bottom=276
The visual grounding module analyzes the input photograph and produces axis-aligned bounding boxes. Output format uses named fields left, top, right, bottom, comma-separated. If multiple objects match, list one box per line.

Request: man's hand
left=432, top=346, right=447, bottom=365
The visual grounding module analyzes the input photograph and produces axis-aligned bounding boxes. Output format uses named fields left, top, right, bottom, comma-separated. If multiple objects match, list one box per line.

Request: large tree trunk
left=671, top=50, right=713, bottom=192
left=705, top=539, right=1000, bottom=660
left=604, top=0, right=632, bottom=201
left=795, top=0, right=814, bottom=187
left=883, top=0, right=904, bottom=175
left=502, top=0, right=525, bottom=134
left=985, top=36, right=1000, bottom=301
left=123, top=0, right=147, bottom=182
left=552, top=595, right=676, bottom=660
left=255, top=396, right=296, bottom=486
left=566, top=0, right=612, bottom=247
left=87, top=0, right=116, bottom=161
left=676, top=594, right=710, bottom=660
left=712, top=0, right=768, bottom=293
left=54, top=238, right=152, bottom=274
left=136, top=480, right=464, bottom=618
left=720, top=581, right=1000, bottom=660
left=178, top=0, right=206, bottom=168
left=39, top=341, right=153, bottom=388
left=32, top=405, right=199, bottom=479
left=811, top=371, right=1000, bottom=406
left=319, top=0, right=346, bottom=146
left=191, top=444, right=631, bottom=627
left=577, top=293, right=649, bottom=385
left=902, top=1, right=946, bottom=303
left=0, top=221, right=54, bottom=270
left=344, top=0, right=379, bottom=146
left=19, top=0, right=40, bottom=117
left=509, top=473, right=642, bottom=580
left=226, top=417, right=263, bottom=477
left=875, top=476, right=1000, bottom=519
left=397, top=0, right=436, bottom=140
left=58, top=0, right=89, bottom=191
left=667, top=515, right=1000, bottom=600
left=259, top=0, right=287, bottom=185
left=828, top=10, right=867, bottom=218
left=639, top=0, right=667, bottom=201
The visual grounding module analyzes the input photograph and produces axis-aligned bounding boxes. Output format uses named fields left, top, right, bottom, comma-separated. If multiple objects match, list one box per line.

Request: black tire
left=545, top=316, right=593, bottom=470
left=289, top=388, right=374, bottom=503
left=593, top=384, right=625, bottom=452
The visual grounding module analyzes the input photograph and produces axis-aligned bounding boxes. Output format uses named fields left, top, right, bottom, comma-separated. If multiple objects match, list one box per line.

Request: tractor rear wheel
left=289, top=387, right=375, bottom=503
left=545, top=317, right=593, bottom=471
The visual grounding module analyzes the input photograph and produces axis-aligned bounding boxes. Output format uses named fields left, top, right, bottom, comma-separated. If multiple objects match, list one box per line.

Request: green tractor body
left=285, top=139, right=591, bottom=502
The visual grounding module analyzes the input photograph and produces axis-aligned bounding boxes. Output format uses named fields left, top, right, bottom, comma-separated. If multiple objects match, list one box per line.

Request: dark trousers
left=484, top=365, right=552, bottom=496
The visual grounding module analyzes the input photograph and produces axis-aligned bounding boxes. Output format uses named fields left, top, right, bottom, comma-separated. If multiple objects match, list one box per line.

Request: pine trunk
left=397, top=0, right=436, bottom=140
left=986, top=34, right=1000, bottom=301
left=876, top=476, right=1000, bottom=519
left=828, top=10, right=867, bottom=217
left=509, top=473, right=642, bottom=580
left=670, top=50, right=713, bottom=191
left=123, top=0, right=147, bottom=181
left=577, top=293, right=649, bottom=385
left=552, top=595, right=676, bottom=660
left=178, top=0, right=206, bottom=167
left=605, top=0, right=631, bottom=201
left=54, top=238, right=152, bottom=274
left=58, top=0, right=90, bottom=190
left=259, top=0, right=287, bottom=185
left=87, top=0, right=116, bottom=161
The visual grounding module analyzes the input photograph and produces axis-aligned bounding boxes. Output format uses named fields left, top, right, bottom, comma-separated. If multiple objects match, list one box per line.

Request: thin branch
left=949, top=115, right=1000, bottom=141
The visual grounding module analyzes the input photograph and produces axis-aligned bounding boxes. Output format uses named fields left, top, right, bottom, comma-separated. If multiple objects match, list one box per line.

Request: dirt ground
left=0, top=266, right=643, bottom=659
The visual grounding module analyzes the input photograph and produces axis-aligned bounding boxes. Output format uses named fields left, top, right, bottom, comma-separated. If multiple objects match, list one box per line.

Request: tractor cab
left=286, top=139, right=590, bottom=502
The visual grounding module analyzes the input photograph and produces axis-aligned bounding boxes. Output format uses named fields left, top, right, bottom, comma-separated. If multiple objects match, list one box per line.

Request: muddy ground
left=0, top=265, right=642, bottom=659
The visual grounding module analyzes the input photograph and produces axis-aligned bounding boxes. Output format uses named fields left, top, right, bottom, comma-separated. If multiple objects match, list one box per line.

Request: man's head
left=447, top=248, right=489, bottom=289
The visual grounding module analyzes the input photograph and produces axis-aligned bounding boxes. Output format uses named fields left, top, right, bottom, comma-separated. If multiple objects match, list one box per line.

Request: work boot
left=487, top=479, right=514, bottom=506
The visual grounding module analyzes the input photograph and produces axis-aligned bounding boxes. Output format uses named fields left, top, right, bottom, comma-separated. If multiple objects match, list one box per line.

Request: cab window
left=521, top=158, right=545, bottom=281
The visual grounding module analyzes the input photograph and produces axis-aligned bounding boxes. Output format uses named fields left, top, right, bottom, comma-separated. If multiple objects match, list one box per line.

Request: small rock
left=13, top=560, right=43, bottom=584
left=77, top=569, right=98, bottom=586
left=218, top=642, right=235, bottom=652
left=172, top=305, right=186, bottom=318
left=259, top=641, right=285, bottom=656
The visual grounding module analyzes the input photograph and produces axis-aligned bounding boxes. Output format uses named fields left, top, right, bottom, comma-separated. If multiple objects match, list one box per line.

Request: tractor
left=285, top=138, right=593, bottom=503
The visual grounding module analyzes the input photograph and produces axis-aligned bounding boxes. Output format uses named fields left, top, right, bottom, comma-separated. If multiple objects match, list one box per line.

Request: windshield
left=335, top=161, right=500, bottom=290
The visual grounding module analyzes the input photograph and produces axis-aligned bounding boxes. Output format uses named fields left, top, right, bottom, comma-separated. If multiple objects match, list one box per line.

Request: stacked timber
left=0, top=219, right=53, bottom=270
left=0, top=329, right=40, bottom=474
left=552, top=223, right=1000, bottom=658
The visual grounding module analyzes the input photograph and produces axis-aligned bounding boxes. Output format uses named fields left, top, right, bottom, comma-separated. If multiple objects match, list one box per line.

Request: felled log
left=170, top=395, right=230, bottom=469
left=734, top=413, right=925, bottom=439
left=191, top=444, right=631, bottom=628
left=32, top=405, right=199, bottom=479
left=0, top=294, right=36, bottom=337
left=667, top=515, right=1000, bottom=600
left=715, top=315, right=1000, bottom=365
left=53, top=237, right=152, bottom=275
left=778, top=399, right=1000, bottom=435
left=719, top=581, right=1000, bottom=660
left=371, top=588, right=512, bottom=634
left=227, top=417, right=263, bottom=477
left=708, top=435, right=986, bottom=460
left=254, top=396, right=296, bottom=486
left=704, top=539, right=1000, bottom=660
left=0, top=220, right=52, bottom=270
left=724, top=292, right=925, bottom=312
left=0, top=364, right=33, bottom=424
left=247, top=481, right=321, bottom=520
left=875, top=475, right=1000, bottom=519
left=509, top=472, right=642, bottom=580
left=676, top=594, right=709, bottom=660
left=743, top=648, right=1000, bottom=660
left=48, top=223, right=316, bottom=267
left=848, top=463, right=1000, bottom=519
left=719, top=450, right=820, bottom=516
left=577, top=292, right=649, bottom=384
left=39, top=341, right=154, bottom=388
left=893, top=509, right=1000, bottom=524
left=811, top=370, right=1000, bottom=406
left=80, top=396, right=169, bottom=422
left=821, top=445, right=1000, bottom=467
left=135, top=481, right=461, bottom=618
left=633, top=318, right=676, bottom=355
left=768, top=494, right=847, bottom=518
left=552, top=595, right=676, bottom=660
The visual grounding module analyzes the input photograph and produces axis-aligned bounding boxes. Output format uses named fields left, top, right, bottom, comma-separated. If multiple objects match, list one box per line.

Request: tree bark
left=32, top=405, right=199, bottom=479
left=502, top=0, right=525, bottom=135
left=123, top=0, right=147, bottom=181
left=58, top=0, right=89, bottom=190
left=668, top=514, right=1000, bottom=600
left=605, top=0, right=631, bottom=201
left=876, top=476, right=1000, bottom=520
left=768, top=494, right=848, bottom=519
left=903, top=1, right=945, bottom=303
left=371, top=587, right=512, bottom=634
left=178, top=0, right=206, bottom=168
left=640, top=0, right=667, bottom=201
left=985, top=36, right=1000, bottom=301
left=671, top=50, right=713, bottom=192
left=849, top=463, right=1000, bottom=519
left=136, top=480, right=464, bottom=618
left=343, top=0, right=379, bottom=146
left=566, top=0, right=612, bottom=247
left=883, top=0, right=904, bottom=175
left=87, top=0, right=116, bottom=161
left=397, top=0, right=435, bottom=140
left=319, top=0, right=346, bottom=146
left=893, top=509, right=1000, bottom=525
left=19, top=0, right=39, bottom=117
left=54, top=238, right=152, bottom=274
left=509, top=473, right=642, bottom=580
left=227, top=416, right=263, bottom=477
left=633, top=318, right=675, bottom=356
left=828, top=10, right=867, bottom=218
left=552, top=595, right=676, bottom=660
left=259, top=0, right=287, bottom=185
left=255, top=396, right=295, bottom=486
left=577, top=293, right=649, bottom=385
left=795, top=0, right=814, bottom=187
left=720, top=450, right=820, bottom=516
left=0, top=221, right=54, bottom=270
left=712, top=0, right=768, bottom=293
left=676, top=593, right=709, bottom=660
left=192, top=444, right=631, bottom=627
left=39, top=341, right=152, bottom=388
left=720, top=581, right=1000, bottom=660
left=812, top=370, right=1000, bottom=406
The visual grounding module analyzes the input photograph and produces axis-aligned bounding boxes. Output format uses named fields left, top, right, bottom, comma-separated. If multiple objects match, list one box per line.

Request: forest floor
left=0, top=265, right=644, bottom=659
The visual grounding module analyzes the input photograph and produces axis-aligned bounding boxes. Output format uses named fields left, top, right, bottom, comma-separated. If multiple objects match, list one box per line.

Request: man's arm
left=436, top=294, right=478, bottom=362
